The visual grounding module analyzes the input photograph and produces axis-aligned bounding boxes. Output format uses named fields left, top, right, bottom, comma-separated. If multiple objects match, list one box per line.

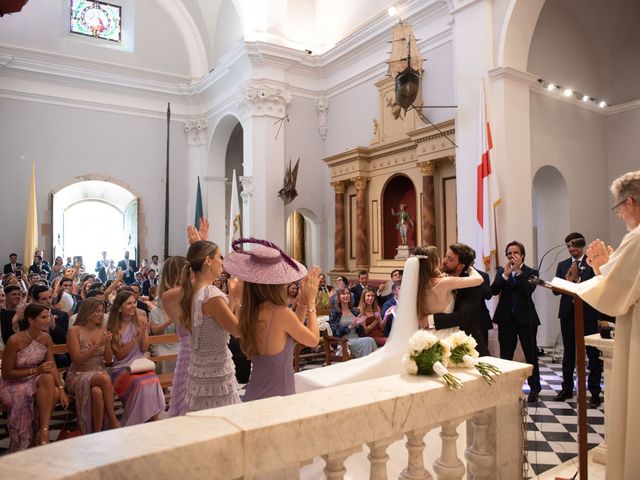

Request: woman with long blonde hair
left=66, top=298, right=120, bottom=433
left=224, top=238, right=320, bottom=401
left=107, top=291, right=164, bottom=425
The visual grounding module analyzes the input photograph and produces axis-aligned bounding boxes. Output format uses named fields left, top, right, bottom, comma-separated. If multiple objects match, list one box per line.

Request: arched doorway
left=382, top=175, right=417, bottom=259
left=285, top=208, right=321, bottom=267
left=51, top=179, right=138, bottom=269
left=208, top=115, right=244, bottom=252
left=532, top=165, right=568, bottom=346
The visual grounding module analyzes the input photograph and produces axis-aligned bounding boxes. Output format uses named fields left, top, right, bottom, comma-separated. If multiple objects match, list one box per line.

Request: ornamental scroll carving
left=242, top=83, right=292, bottom=117
left=184, top=119, right=208, bottom=145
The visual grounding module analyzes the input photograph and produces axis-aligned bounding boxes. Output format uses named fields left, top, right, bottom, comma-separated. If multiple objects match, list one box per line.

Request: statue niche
left=383, top=175, right=416, bottom=259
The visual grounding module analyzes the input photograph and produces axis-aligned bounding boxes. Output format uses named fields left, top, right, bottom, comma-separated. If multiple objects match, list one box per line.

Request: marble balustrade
left=0, top=358, right=531, bottom=480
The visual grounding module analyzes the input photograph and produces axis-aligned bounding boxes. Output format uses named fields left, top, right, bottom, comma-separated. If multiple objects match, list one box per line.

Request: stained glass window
left=70, top=0, right=122, bottom=43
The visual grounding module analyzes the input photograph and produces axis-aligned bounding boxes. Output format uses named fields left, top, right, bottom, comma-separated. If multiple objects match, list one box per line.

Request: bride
left=413, top=245, right=483, bottom=336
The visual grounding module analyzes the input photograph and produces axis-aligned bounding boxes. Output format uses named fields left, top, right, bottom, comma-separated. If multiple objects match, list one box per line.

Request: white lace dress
left=186, top=285, right=240, bottom=412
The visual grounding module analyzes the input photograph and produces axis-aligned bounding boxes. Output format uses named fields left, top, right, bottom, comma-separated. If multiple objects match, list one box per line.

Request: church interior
left=0, top=0, right=638, bottom=478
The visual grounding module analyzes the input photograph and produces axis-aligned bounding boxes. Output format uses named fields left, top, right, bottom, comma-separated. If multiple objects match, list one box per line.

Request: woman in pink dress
left=66, top=298, right=121, bottom=433
left=0, top=303, right=69, bottom=451
left=107, top=291, right=165, bottom=425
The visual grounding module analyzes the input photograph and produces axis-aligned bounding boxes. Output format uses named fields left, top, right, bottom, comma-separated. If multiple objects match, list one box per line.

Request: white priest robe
left=578, top=224, right=640, bottom=480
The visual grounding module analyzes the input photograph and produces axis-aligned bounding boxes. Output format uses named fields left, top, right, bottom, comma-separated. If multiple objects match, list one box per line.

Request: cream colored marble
left=0, top=359, right=530, bottom=479
left=585, top=333, right=614, bottom=465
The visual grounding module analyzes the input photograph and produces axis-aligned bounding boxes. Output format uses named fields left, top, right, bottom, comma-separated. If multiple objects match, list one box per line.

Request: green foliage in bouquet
left=411, top=342, right=443, bottom=375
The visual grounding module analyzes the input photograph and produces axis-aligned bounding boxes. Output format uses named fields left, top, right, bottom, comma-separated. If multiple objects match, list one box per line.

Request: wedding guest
left=0, top=303, right=69, bottom=451
left=66, top=298, right=121, bottom=433
left=329, top=287, right=377, bottom=358
left=108, top=291, right=165, bottom=425
left=286, top=282, right=300, bottom=309
left=356, top=287, right=386, bottom=346
left=163, top=239, right=241, bottom=412
left=223, top=238, right=320, bottom=401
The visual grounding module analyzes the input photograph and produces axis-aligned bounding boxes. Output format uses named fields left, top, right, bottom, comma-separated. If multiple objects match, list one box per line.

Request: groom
left=432, top=243, right=492, bottom=356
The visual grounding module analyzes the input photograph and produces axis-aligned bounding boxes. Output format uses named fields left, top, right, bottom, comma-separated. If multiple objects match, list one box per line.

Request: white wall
left=530, top=93, right=610, bottom=246
left=0, top=0, right=190, bottom=77
left=606, top=108, right=640, bottom=244
left=0, top=97, right=190, bottom=264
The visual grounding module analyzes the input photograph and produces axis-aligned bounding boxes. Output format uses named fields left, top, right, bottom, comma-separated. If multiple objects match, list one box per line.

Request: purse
left=127, top=357, right=156, bottom=374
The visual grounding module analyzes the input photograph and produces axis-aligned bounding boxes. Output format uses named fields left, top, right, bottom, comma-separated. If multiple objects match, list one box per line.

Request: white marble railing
left=0, top=358, right=531, bottom=480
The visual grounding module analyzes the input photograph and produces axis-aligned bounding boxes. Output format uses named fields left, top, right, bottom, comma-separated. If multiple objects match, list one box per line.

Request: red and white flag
left=477, top=84, right=501, bottom=272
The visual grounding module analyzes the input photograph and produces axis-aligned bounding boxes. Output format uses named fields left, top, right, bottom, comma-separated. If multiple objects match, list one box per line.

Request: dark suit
left=95, top=259, right=108, bottom=283
left=117, top=258, right=137, bottom=285
left=554, top=256, right=605, bottom=396
left=434, top=270, right=493, bottom=357
left=491, top=264, right=541, bottom=393
left=3, top=262, right=22, bottom=274
left=49, top=308, right=70, bottom=368
left=381, top=297, right=397, bottom=337
left=351, top=283, right=367, bottom=309
left=142, top=278, right=157, bottom=297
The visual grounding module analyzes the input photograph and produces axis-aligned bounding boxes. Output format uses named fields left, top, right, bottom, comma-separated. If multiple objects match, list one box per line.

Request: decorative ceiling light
left=536, top=78, right=608, bottom=109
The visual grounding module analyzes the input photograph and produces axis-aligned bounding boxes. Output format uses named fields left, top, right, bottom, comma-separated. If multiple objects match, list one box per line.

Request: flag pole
left=164, top=102, right=170, bottom=260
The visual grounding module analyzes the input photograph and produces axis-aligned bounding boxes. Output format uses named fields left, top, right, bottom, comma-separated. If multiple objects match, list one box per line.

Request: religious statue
left=391, top=204, right=414, bottom=246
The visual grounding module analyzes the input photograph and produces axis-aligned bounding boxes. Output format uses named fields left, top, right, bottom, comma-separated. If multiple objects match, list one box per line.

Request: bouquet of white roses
left=442, top=331, right=501, bottom=384
left=402, top=330, right=463, bottom=390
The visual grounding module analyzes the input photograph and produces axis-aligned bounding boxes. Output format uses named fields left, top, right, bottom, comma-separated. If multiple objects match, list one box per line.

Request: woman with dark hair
left=66, top=298, right=120, bottom=433
left=413, top=246, right=483, bottom=336
left=328, top=287, right=377, bottom=358
left=163, top=240, right=241, bottom=412
left=51, top=256, right=65, bottom=280
left=107, top=291, right=164, bottom=425
left=0, top=303, right=69, bottom=451
left=223, top=238, right=320, bottom=401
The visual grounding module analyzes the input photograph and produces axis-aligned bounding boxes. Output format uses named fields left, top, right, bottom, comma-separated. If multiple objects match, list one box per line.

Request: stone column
left=353, top=176, right=369, bottom=269
left=183, top=118, right=208, bottom=235
left=238, top=82, right=291, bottom=245
left=333, top=181, right=346, bottom=271
left=418, top=160, right=437, bottom=246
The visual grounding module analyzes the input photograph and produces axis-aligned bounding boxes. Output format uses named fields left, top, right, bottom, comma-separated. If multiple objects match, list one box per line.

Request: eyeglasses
left=611, top=198, right=627, bottom=213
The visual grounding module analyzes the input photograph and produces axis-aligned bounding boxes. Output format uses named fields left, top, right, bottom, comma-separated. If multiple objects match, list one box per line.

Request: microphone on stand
left=528, top=237, right=586, bottom=286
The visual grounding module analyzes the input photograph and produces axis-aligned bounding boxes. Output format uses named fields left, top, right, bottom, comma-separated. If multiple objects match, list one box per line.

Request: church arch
left=532, top=164, right=568, bottom=346
left=498, top=0, right=546, bottom=69
left=50, top=176, right=139, bottom=271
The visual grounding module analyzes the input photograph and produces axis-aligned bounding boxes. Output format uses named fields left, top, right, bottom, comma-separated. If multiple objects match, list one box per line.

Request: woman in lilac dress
left=224, top=238, right=320, bottom=402
left=154, top=256, right=191, bottom=417
left=107, top=291, right=165, bottom=425
left=66, top=298, right=120, bottom=433
left=0, top=303, right=69, bottom=451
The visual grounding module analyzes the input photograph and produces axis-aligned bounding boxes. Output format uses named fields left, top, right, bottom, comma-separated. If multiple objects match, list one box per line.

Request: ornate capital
left=352, top=176, right=369, bottom=190
left=417, top=160, right=438, bottom=176
left=184, top=118, right=208, bottom=145
left=240, top=83, right=292, bottom=117
left=316, top=96, right=329, bottom=140
left=332, top=181, right=345, bottom=195
left=239, top=176, right=253, bottom=203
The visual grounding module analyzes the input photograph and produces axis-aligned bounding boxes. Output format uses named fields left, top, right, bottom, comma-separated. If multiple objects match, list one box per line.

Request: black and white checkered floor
left=1, top=351, right=605, bottom=478
left=523, top=351, right=605, bottom=478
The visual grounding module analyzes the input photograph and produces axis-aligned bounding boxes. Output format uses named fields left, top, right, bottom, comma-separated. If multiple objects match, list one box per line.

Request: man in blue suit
left=553, top=232, right=606, bottom=407
left=491, top=241, right=541, bottom=403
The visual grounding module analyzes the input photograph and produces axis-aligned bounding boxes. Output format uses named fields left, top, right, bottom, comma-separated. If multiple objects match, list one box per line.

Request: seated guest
left=316, top=273, right=333, bottom=310
left=107, top=291, right=164, bottom=426
left=66, top=298, right=121, bottom=433
left=381, top=282, right=401, bottom=337
left=329, top=276, right=352, bottom=307
left=1, top=284, right=22, bottom=344
left=72, top=275, right=96, bottom=313
left=30, top=284, right=70, bottom=368
left=52, top=276, right=75, bottom=315
left=0, top=303, right=69, bottom=451
left=356, top=287, right=386, bottom=346
left=129, top=283, right=150, bottom=316
left=286, top=281, right=300, bottom=309
left=51, top=256, right=65, bottom=281
left=141, top=269, right=158, bottom=297
left=377, top=269, right=403, bottom=306
left=328, top=287, right=377, bottom=358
